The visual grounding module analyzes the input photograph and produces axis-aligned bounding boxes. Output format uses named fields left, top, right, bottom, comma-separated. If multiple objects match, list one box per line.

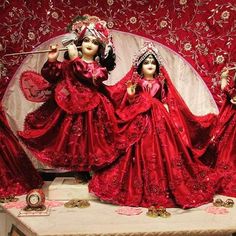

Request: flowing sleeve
left=19, top=60, right=62, bottom=103
left=41, top=60, right=62, bottom=83
left=104, top=67, right=152, bottom=121
left=161, top=66, right=217, bottom=158
left=20, top=70, right=53, bottom=103
left=104, top=67, right=136, bottom=108
left=116, top=90, right=152, bottom=122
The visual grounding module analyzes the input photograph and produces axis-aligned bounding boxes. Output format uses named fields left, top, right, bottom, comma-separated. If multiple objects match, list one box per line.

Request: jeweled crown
left=133, top=42, right=162, bottom=68
left=67, top=14, right=110, bottom=45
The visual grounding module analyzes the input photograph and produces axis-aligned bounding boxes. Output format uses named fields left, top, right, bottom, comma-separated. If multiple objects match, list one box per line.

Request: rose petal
left=116, top=206, right=143, bottom=216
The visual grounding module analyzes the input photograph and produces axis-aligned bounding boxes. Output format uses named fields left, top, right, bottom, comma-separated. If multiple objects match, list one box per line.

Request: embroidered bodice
left=138, top=78, right=161, bottom=97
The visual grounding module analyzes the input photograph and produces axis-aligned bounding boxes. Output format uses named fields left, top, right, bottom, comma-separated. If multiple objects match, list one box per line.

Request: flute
left=3, top=46, right=82, bottom=57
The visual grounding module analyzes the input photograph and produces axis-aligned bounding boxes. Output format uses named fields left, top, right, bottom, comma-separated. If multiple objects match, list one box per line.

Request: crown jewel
left=133, top=42, right=162, bottom=68
left=68, top=14, right=110, bottom=45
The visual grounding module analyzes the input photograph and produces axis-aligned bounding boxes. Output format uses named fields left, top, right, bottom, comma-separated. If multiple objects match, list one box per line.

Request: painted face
left=141, top=54, right=157, bottom=78
left=81, top=35, right=100, bottom=58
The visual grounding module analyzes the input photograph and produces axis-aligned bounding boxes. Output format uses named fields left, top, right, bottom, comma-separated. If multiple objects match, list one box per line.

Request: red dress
left=0, top=106, right=43, bottom=197
left=89, top=67, right=219, bottom=209
left=213, top=79, right=236, bottom=164
left=202, top=77, right=236, bottom=197
left=18, top=57, right=118, bottom=171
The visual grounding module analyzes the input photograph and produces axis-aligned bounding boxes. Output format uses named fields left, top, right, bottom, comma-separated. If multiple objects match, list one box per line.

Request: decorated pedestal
left=48, top=177, right=97, bottom=201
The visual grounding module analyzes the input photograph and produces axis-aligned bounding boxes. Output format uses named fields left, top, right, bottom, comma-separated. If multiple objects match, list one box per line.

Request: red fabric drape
left=0, top=77, right=43, bottom=197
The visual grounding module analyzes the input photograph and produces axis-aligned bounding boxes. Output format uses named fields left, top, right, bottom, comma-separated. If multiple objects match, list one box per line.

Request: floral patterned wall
left=0, top=0, right=235, bottom=106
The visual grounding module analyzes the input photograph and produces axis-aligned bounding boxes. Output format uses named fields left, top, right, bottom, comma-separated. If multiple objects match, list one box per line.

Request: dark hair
left=64, top=38, right=116, bottom=72
left=136, top=54, right=160, bottom=76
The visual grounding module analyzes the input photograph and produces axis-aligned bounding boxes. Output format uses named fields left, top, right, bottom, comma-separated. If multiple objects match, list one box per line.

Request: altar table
left=1, top=183, right=236, bottom=236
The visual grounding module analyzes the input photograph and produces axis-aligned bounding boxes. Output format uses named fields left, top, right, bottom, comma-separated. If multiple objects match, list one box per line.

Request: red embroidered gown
left=201, top=75, right=236, bottom=197
left=18, top=57, right=118, bottom=171
left=89, top=67, right=219, bottom=209
left=0, top=105, right=43, bottom=197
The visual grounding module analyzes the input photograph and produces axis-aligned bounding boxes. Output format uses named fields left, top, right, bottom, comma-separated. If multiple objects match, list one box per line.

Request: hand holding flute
left=48, top=45, right=60, bottom=62
left=48, top=43, right=80, bottom=62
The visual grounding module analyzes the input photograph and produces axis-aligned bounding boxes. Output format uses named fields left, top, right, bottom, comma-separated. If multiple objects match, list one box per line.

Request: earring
left=78, top=51, right=82, bottom=58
